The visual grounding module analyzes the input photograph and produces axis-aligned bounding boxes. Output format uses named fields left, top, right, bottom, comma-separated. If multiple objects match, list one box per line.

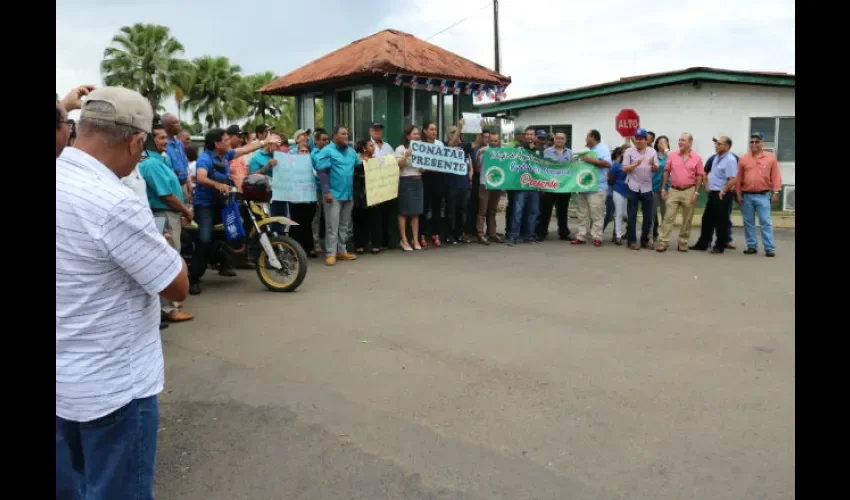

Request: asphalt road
left=155, top=226, right=795, bottom=500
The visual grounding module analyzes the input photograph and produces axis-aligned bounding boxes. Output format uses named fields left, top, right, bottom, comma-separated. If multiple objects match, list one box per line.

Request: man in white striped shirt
left=56, top=87, right=189, bottom=500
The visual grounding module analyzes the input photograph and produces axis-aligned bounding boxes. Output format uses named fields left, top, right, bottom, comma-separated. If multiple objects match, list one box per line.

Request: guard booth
left=259, top=29, right=511, bottom=245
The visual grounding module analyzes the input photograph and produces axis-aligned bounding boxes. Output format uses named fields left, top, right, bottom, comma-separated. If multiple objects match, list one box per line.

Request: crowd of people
left=55, top=83, right=783, bottom=500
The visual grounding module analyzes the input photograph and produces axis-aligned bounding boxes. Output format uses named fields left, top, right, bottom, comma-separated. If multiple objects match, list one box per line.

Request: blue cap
left=536, top=129, right=547, bottom=137
left=750, top=131, right=764, bottom=140
left=633, top=128, right=648, bottom=138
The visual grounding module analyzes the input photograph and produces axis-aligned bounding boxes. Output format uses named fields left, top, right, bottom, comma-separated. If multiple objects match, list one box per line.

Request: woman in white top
left=395, top=124, right=425, bottom=251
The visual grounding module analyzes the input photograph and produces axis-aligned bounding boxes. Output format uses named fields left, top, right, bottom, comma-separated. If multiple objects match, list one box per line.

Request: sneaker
left=189, top=283, right=201, bottom=295
left=325, top=256, right=337, bottom=266
left=477, top=236, right=491, bottom=245
left=336, top=253, right=357, bottom=261
left=743, top=248, right=758, bottom=255
left=593, top=239, right=603, bottom=247
left=218, top=267, right=237, bottom=277
left=506, top=239, right=517, bottom=247
left=570, top=238, right=586, bottom=245
left=489, top=234, right=505, bottom=244
left=765, top=250, right=776, bottom=257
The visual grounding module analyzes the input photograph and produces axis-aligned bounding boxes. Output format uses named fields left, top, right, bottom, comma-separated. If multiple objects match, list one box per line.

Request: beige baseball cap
left=80, top=87, right=154, bottom=134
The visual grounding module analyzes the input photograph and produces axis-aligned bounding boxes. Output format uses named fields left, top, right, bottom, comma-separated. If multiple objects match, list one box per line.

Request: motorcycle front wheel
left=256, top=235, right=308, bottom=292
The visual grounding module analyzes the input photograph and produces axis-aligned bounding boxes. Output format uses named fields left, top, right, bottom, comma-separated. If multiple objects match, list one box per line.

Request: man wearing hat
left=619, top=128, right=657, bottom=249
left=56, top=87, right=190, bottom=498
left=735, top=132, right=782, bottom=257
left=690, top=136, right=738, bottom=253
left=534, top=129, right=548, bottom=154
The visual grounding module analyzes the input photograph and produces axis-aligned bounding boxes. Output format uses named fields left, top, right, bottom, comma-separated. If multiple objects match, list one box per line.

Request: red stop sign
left=616, top=109, right=640, bottom=137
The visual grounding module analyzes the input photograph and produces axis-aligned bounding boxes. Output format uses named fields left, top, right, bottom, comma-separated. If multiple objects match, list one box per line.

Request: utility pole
left=493, top=0, right=501, bottom=73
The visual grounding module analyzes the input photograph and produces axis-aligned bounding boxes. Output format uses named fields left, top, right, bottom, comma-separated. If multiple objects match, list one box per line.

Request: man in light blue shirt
left=690, top=136, right=738, bottom=253
left=536, top=130, right=574, bottom=241
left=316, top=125, right=362, bottom=265
left=572, top=129, right=612, bottom=246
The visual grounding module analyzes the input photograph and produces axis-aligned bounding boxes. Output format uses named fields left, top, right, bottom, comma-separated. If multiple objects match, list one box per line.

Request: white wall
left=514, top=83, right=796, bottom=184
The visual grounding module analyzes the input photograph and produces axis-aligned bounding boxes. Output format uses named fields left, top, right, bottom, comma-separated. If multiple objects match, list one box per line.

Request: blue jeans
left=190, top=205, right=216, bottom=283
left=626, top=188, right=653, bottom=245
left=508, top=190, right=540, bottom=241
left=741, top=193, right=775, bottom=251
left=56, top=396, right=160, bottom=500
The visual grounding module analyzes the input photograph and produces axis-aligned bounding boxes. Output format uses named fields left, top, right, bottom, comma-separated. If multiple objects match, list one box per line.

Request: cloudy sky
left=57, top=0, right=795, bottom=118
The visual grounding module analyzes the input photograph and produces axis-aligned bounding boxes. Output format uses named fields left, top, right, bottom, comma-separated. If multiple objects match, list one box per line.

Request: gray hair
left=78, top=100, right=145, bottom=144
left=681, top=132, right=694, bottom=143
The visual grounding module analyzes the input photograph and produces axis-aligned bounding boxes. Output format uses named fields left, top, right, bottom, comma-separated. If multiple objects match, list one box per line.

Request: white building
left=478, top=68, right=795, bottom=209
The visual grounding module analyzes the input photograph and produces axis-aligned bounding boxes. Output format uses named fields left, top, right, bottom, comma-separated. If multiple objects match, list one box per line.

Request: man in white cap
left=56, top=87, right=189, bottom=499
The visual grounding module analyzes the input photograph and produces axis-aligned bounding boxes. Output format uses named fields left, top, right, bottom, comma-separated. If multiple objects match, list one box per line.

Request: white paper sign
left=461, top=112, right=483, bottom=134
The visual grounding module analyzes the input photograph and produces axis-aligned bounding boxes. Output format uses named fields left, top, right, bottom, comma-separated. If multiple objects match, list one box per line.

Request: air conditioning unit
left=782, top=185, right=795, bottom=212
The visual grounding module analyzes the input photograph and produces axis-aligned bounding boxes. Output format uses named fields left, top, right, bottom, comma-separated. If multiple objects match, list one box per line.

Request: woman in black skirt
left=394, top=124, right=425, bottom=251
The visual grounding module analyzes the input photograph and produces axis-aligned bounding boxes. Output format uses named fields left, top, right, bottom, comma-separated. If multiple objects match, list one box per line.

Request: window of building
left=404, top=88, right=458, bottom=139
left=749, top=117, right=795, bottom=162
left=300, top=96, right=315, bottom=131
left=313, top=97, right=325, bottom=130
left=353, top=88, right=373, bottom=141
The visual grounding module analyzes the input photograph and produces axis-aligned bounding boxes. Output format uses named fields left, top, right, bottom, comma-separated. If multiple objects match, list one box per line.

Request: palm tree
left=171, top=61, right=197, bottom=122
left=100, top=23, right=186, bottom=112
left=183, top=56, right=247, bottom=128
left=241, top=72, right=282, bottom=121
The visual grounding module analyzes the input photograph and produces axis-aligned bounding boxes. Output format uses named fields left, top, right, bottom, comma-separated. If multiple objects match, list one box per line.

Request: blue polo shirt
left=589, top=143, right=612, bottom=193
left=315, top=143, right=361, bottom=201
left=166, top=137, right=189, bottom=184
left=249, top=150, right=275, bottom=178
left=138, top=149, right=184, bottom=210
left=194, top=149, right=236, bottom=207
left=707, top=152, right=739, bottom=191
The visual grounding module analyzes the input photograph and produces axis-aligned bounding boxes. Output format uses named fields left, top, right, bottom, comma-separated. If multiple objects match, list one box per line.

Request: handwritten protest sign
left=271, top=152, right=318, bottom=202
left=409, top=140, right=468, bottom=176
left=365, top=155, right=400, bottom=206
left=482, top=148, right=600, bottom=193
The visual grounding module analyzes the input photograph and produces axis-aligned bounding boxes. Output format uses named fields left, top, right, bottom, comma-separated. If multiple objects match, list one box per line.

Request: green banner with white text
left=482, top=148, right=601, bottom=193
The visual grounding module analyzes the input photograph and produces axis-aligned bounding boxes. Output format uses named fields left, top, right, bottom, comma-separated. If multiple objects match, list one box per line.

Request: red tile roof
left=259, top=29, right=511, bottom=95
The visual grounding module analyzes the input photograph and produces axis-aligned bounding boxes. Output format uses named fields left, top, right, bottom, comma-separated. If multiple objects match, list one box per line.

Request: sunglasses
left=749, top=140, right=762, bottom=144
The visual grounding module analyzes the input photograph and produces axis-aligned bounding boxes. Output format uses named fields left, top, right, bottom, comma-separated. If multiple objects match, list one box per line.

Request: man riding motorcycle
left=189, top=126, right=280, bottom=295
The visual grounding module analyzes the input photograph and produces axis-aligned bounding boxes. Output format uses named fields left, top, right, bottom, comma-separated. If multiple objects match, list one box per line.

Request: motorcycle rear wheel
left=256, top=235, right=308, bottom=292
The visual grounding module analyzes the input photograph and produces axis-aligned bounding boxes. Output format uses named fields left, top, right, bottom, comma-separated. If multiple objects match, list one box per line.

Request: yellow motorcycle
left=182, top=176, right=308, bottom=292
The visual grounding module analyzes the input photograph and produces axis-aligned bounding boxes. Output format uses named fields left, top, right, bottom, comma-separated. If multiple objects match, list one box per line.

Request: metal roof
left=477, top=67, right=795, bottom=115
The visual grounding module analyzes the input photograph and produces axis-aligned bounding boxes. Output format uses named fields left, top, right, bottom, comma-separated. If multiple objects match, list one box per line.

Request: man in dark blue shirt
left=189, top=128, right=277, bottom=295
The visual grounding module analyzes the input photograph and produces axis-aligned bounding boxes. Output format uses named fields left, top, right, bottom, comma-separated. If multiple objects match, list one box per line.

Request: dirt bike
left=182, top=184, right=308, bottom=292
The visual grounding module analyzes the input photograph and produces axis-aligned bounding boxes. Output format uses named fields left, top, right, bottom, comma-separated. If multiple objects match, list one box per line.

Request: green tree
left=241, top=72, right=282, bottom=121
left=183, top=56, right=247, bottom=128
left=171, top=61, right=197, bottom=122
left=100, top=23, right=186, bottom=112
left=180, top=121, right=203, bottom=135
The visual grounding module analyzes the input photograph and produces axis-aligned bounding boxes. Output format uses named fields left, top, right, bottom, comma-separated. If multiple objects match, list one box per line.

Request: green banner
left=482, top=148, right=601, bottom=193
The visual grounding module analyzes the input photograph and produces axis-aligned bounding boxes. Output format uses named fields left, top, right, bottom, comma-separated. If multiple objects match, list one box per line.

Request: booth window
left=353, top=88, right=373, bottom=141
left=404, top=87, right=458, bottom=139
